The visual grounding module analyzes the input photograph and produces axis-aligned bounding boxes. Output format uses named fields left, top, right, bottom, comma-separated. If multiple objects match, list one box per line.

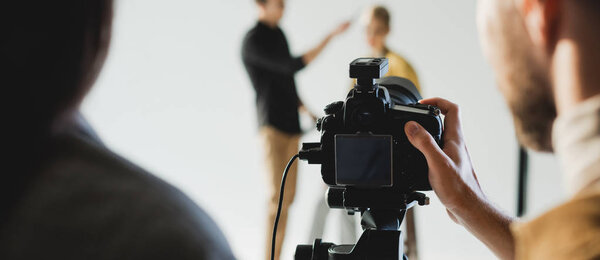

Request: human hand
left=299, top=104, right=318, bottom=123
left=303, top=21, right=351, bottom=65
left=309, top=113, right=318, bottom=123
left=404, top=98, right=487, bottom=224
left=329, top=21, right=351, bottom=38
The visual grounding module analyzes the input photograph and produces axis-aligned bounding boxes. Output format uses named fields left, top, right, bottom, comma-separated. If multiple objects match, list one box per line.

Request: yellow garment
left=511, top=187, right=600, bottom=260
left=351, top=50, right=421, bottom=91
left=383, top=50, right=421, bottom=91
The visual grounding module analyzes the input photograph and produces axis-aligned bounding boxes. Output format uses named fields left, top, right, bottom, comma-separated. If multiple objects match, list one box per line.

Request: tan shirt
left=511, top=95, right=600, bottom=260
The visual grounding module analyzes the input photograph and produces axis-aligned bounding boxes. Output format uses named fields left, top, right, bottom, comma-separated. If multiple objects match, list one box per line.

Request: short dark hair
left=1, top=0, right=114, bottom=222
left=2, top=1, right=113, bottom=133
left=255, top=0, right=267, bottom=4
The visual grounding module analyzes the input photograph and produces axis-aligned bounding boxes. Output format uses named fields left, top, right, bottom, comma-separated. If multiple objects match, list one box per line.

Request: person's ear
left=521, top=0, right=562, bottom=53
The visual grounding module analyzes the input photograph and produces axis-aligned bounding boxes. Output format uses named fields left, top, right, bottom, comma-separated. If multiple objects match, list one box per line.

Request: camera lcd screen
left=335, top=134, right=393, bottom=187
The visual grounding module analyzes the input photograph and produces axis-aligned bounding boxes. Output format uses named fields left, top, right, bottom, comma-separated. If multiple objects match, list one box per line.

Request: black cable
left=516, top=146, right=529, bottom=217
left=271, top=154, right=300, bottom=260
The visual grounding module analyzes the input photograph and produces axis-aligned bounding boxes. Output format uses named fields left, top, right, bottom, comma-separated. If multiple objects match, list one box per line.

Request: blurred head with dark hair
left=255, top=0, right=285, bottom=27
left=1, top=0, right=113, bottom=216
left=3, top=1, right=113, bottom=133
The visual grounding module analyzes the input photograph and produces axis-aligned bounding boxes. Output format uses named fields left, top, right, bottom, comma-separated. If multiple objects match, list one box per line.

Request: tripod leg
left=308, top=194, right=329, bottom=242
left=405, top=208, right=418, bottom=260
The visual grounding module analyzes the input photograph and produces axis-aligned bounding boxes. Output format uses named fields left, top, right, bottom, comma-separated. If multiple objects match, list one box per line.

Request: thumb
left=404, top=121, right=447, bottom=164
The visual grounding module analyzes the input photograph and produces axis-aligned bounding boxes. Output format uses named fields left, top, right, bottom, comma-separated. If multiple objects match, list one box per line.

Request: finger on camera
left=418, top=97, right=463, bottom=139
left=404, top=121, right=448, bottom=163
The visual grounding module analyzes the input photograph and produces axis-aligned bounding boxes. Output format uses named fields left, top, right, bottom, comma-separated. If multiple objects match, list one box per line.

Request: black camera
left=293, top=58, right=444, bottom=260
left=299, top=58, right=443, bottom=208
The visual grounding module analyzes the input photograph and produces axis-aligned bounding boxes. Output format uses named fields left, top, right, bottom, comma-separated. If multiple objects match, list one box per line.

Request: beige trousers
left=261, top=126, right=300, bottom=260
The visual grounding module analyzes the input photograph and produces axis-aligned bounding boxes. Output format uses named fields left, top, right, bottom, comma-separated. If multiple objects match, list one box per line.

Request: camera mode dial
left=324, top=101, right=344, bottom=115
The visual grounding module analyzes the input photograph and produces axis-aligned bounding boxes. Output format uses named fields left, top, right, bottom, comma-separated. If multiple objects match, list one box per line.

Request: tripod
left=295, top=188, right=429, bottom=260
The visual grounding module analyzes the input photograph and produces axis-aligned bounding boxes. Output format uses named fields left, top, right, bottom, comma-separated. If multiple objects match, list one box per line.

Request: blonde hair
left=363, top=5, right=390, bottom=30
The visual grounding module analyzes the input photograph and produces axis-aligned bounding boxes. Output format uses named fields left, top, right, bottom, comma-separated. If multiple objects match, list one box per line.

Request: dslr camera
left=294, top=58, right=444, bottom=260
left=299, top=58, right=442, bottom=209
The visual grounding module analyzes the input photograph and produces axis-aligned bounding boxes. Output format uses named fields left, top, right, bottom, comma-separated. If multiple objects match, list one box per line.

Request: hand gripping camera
left=295, top=58, right=443, bottom=260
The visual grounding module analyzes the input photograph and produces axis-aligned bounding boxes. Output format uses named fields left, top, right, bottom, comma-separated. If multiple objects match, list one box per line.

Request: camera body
left=300, top=58, right=443, bottom=203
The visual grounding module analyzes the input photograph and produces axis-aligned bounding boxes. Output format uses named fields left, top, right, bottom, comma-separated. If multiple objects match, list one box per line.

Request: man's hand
left=299, top=103, right=318, bottom=124
left=404, top=98, right=485, bottom=223
left=329, top=21, right=351, bottom=38
left=302, top=21, right=351, bottom=65
left=403, top=97, right=516, bottom=260
left=309, top=112, right=318, bottom=123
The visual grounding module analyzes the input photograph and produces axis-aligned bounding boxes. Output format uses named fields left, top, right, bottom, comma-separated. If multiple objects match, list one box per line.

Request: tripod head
left=326, top=187, right=429, bottom=213
left=295, top=191, right=429, bottom=260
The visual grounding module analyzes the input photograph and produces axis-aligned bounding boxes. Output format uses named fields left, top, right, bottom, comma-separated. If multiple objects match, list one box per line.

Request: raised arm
left=242, top=21, right=350, bottom=75
left=403, top=97, right=516, bottom=260
left=301, top=21, right=350, bottom=65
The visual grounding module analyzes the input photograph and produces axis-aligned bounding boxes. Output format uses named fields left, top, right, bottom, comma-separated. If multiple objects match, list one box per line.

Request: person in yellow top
left=343, top=5, right=425, bottom=258
left=362, top=6, right=420, bottom=257
left=362, top=5, right=421, bottom=91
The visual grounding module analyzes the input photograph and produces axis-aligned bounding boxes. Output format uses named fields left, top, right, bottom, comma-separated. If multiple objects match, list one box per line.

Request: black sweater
left=241, top=21, right=306, bottom=134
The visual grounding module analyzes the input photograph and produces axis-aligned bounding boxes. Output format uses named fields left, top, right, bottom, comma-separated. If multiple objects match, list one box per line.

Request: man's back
left=0, top=122, right=235, bottom=260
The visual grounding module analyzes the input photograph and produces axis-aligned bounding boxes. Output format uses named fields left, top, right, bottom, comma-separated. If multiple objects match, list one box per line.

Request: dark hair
left=255, top=0, right=267, bottom=4
left=3, top=1, right=113, bottom=129
left=0, top=0, right=113, bottom=222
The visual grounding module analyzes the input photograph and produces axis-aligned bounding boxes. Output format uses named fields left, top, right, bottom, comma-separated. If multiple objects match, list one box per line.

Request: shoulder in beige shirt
left=511, top=186, right=600, bottom=260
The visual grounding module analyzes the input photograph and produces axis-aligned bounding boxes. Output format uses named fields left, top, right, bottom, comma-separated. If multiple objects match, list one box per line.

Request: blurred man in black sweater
left=241, top=0, right=349, bottom=259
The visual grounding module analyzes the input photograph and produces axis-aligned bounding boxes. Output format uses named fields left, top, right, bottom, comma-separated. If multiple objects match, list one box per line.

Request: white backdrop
left=83, top=0, right=566, bottom=259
